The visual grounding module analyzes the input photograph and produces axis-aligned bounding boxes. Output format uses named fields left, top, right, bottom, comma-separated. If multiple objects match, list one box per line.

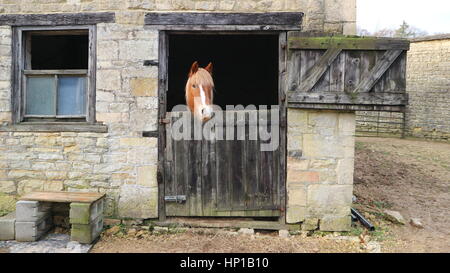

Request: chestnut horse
left=185, top=61, right=214, bottom=122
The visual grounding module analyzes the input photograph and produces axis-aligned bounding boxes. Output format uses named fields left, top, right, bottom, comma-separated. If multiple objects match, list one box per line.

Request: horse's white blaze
left=199, top=85, right=207, bottom=106
left=199, top=84, right=213, bottom=119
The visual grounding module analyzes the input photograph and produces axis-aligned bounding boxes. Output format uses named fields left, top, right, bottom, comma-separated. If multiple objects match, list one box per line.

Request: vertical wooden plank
left=259, top=111, right=270, bottom=208
left=329, top=51, right=346, bottom=92
left=202, top=119, right=217, bottom=216
left=167, top=112, right=189, bottom=216
left=278, top=31, right=287, bottom=224
left=165, top=112, right=175, bottom=215
left=245, top=111, right=259, bottom=210
left=232, top=111, right=245, bottom=210
left=344, top=51, right=361, bottom=92
left=345, top=50, right=378, bottom=93
left=175, top=115, right=189, bottom=216
left=87, top=25, right=97, bottom=124
left=215, top=112, right=230, bottom=214
left=157, top=30, right=168, bottom=221
left=195, top=121, right=203, bottom=215
left=186, top=116, right=203, bottom=216
left=12, top=27, right=24, bottom=123
left=287, top=50, right=301, bottom=92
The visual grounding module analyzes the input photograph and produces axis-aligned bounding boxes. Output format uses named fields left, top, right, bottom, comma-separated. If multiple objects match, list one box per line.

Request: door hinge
left=164, top=195, right=186, bottom=203
left=159, top=118, right=170, bottom=124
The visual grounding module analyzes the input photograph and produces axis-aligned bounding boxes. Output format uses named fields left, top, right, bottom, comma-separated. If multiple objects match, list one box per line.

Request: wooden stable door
left=163, top=110, right=281, bottom=217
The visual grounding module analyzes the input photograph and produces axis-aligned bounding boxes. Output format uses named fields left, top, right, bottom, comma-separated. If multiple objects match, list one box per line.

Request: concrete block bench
left=15, top=192, right=105, bottom=244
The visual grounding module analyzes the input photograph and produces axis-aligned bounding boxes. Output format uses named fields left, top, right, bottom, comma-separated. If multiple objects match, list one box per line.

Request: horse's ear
left=205, top=62, right=213, bottom=75
left=189, top=61, right=199, bottom=77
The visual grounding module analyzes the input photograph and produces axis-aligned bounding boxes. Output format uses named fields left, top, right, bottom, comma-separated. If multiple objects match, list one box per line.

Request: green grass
left=355, top=142, right=367, bottom=151
left=369, top=227, right=390, bottom=242
left=341, top=226, right=364, bottom=237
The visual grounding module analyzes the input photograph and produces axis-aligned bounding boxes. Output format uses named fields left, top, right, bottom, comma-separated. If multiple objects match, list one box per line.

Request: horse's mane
left=187, top=68, right=214, bottom=88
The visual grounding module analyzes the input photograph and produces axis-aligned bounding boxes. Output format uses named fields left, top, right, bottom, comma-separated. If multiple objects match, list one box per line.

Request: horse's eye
left=192, top=84, right=197, bottom=88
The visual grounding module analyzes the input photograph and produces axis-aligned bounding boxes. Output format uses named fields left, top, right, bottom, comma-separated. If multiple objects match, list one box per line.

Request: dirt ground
left=353, top=137, right=450, bottom=253
left=91, top=137, right=450, bottom=253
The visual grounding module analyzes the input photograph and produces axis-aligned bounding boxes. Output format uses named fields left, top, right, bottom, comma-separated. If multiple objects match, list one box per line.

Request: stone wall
left=0, top=0, right=357, bottom=226
left=286, top=109, right=355, bottom=231
left=0, top=23, right=160, bottom=219
left=0, top=0, right=356, bottom=34
left=355, top=35, right=450, bottom=141
left=405, top=36, right=450, bottom=141
left=355, top=111, right=405, bottom=138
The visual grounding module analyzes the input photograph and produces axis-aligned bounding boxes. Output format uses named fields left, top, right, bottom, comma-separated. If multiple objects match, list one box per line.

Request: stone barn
left=0, top=0, right=408, bottom=232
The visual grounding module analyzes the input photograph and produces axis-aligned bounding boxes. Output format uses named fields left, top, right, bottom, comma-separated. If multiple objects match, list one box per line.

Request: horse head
left=185, top=61, right=214, bottom=122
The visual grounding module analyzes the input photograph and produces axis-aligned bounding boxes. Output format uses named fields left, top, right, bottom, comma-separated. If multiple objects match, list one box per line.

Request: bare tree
left=357, top=21, right=428, bottom=38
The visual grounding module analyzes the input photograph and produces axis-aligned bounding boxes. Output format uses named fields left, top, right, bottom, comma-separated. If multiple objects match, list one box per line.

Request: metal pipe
left=351, top=208, right=375, bottom=231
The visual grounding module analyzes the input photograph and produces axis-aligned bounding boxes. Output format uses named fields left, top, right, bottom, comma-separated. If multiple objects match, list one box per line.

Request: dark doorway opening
left=167, top=34, right=279, bottom=111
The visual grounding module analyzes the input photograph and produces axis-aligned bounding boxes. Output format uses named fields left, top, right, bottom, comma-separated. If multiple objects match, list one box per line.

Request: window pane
left=57, top=77, right=86, bottom=116
left=25, top=76, right=56, bottom=116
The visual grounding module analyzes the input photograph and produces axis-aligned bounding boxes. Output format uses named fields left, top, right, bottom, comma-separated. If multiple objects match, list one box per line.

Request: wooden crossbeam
left=145, top=12, right=303, bottom=26
left=288, top=92, right=408, bottom=105
left=0, top=12, right=115, bottom=26
left=296, top=48, right=342, bottom=93
left=288, top=36, right=410, bottom=50
left=353, top=50, right=404, bottom=93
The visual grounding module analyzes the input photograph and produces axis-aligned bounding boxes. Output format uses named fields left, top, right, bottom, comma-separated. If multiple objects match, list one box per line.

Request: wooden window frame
left=11, top=25, right=97, bottom=124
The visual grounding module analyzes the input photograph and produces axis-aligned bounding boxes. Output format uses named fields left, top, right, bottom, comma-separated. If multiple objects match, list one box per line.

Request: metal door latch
left=164, top=195, right=187, bottom=203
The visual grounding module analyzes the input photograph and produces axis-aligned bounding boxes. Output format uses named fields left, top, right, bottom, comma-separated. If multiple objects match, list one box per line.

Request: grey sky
left=357, top=0, right=450, bottom=34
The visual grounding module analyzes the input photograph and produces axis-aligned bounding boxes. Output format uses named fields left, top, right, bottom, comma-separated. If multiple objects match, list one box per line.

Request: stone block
left=336, top=158, right=354, bottom=185
left=301, top=218, right=319, bottom=231
left=70, top=198, right=104, bottom=225
left=287, top=109, right=308, bottom=128
left=15, top=214, right=53, bottom=242
left=0, top=211, right=15, bottom=241
left=97, top=69, right=121, bottom=91
left=131, top=78, right=157, bottom=97
left=286, top=205, right=306, bottom=224
left=303, top=134, right=345, bottom=159
left=16, top=200, right=52, bottom=222
left=319, top=216, right=351, bottom=232
left=287, top=157, right=309, bottom=170
left=117, top=184, right=158, bottom=219
left=137, top=165, right=157, bottom=187
left=279, top=229, right=290, bottom=238
left=287, top=186, right=307, bottom=207
left=307, top=185, right=353, bottom=209
left=71, top=214, right=103, bottom=244
left=287, top=170, right=319, bottom=183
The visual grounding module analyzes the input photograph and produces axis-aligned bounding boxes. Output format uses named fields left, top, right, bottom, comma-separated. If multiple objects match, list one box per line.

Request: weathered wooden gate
left=286, top=33, right=409, bottom=111
left=163, top=110, right=281, bottom=217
